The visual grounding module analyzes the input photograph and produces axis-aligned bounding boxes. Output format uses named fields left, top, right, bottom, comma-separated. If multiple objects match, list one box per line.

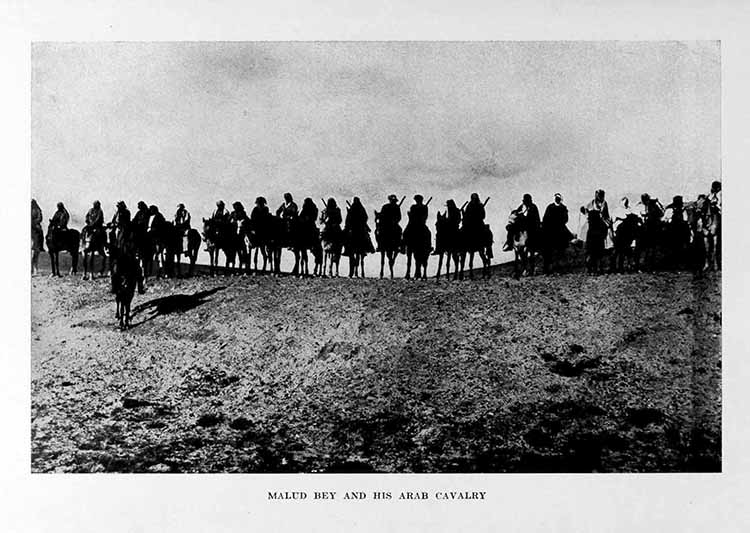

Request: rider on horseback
left=212, top=200, right=230, bottom=223
left=132, top=201, right=150, bottom=231
left=31, top=199, right=44, bottom=253
left=344, top=197, right=375, bottom=256
left=299, top=198, right=320, bottom=248
left=230, top=201, right=248, bottom=224
left=404, top=194, right=429, bottom=246
left=147, top=205, right=166, bottom=233
left=639, top=193, right=664, bottom=227
left=174, top=203, right=191, bottom=230
left=112, top=201, right=131, bottom=229
left=276, top=193, right=299, bottom=220
left=251, top=197, right=270, bottom=222
left=83, top=200, right=104, bottom=239
left=708, top=180, right=722, bottom=214
left=503, top=194, right=540, bottom=252
left=376, top=194, right=403, bottom=251
left=320, top=198, right=343, bottom=241
left=462, top=193, right=485, bottom=242
left=50, top=202, right=70, bottom=231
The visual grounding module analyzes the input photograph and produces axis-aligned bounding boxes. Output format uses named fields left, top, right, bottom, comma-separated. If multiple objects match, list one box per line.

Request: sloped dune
left=31, top=270, right=720, bottom=472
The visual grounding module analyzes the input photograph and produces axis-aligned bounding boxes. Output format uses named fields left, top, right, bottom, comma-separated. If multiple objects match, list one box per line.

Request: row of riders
left=31, top=180, right=721, bottom=286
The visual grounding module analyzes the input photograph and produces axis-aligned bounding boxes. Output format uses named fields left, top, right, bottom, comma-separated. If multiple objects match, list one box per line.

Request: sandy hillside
left=31, top=269, right=720, bottom=473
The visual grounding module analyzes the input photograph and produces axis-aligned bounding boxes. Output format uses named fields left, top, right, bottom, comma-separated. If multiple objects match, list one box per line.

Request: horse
left=458, top=223, right=492, bottom=280
left=45, top=222, right=80, bottom=277
left=610, top=214, right=641, bottom=273
left=434, top=212, right=461, bottom=280
left=404, top=224, right=432, bottom=280
left=31, top=224, right=44, bottom=275
left=507, top=212, right=535, bottom=279
left=202, top=218, right=237, bottom=276
left=374, top=211, right=401, bottom=279
left=344, top=225, right=373, bottom=278
left=635, top=209, right=666, bottom=272
left=173, top=225, right=201, bottom=277
left=692, top=195, right=721, bottom=272
left=320, top=222, right=343, bottom=277
left=294, top=218, right=322, bottom=277
left=111, top=223, right=140, bottom=330
left=80, top=226, right=108, bottom=280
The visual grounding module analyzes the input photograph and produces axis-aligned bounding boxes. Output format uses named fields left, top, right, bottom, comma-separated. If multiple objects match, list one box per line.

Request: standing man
left=541, top=193, right=570, bottom=272
left=174, top=203, right=191, bottom=254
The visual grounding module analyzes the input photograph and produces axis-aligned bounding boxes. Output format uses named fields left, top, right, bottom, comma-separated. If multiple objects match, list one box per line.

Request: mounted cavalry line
left=31, top=181, right=722, bottom=330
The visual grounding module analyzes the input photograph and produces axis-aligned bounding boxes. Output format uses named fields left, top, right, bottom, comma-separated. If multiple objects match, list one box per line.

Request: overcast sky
left=31, top=41, right=720, bottom=269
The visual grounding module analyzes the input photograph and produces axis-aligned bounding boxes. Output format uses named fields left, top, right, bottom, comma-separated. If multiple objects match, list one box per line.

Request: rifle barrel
left=483, top=196, right=491, bottom=207
left=425, top=196, right=433, bottom=206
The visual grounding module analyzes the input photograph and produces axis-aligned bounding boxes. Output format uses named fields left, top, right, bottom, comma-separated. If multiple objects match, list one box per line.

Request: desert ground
left=30, top=255, right=721, bottom=473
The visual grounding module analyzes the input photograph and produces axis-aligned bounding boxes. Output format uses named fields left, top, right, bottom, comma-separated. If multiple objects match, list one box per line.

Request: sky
left=31, top=41, right=720, bottom=272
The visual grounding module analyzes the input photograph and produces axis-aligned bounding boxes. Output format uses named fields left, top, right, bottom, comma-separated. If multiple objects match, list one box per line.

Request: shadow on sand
left=130, top=286, right=225, bottom=327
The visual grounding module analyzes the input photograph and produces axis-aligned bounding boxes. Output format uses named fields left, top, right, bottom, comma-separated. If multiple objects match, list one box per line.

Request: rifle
left=425, top=196, right=433, bottom=207
left=399, top=196, right=406, bottom=207
left=346, top=200, right=352, bottom=209
left=460, top=201, right=468, bottom=211
left=483, top=196, right=491, bottom=207
left=320, top=198, right=327, bottom=209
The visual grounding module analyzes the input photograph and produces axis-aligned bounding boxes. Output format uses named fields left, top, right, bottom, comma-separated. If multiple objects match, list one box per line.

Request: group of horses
left=43, top=219, right=202, bottom=280
left=200, top=208, right=494, bottom=281
left=508, top=195, right=722, bottom=277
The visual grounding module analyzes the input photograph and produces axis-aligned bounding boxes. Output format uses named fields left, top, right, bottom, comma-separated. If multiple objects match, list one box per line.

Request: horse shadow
left=129, top=286, right=226, bottom=327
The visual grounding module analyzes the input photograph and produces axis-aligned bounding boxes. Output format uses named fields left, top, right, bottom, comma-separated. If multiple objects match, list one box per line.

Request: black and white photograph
left=29, top=40, right=722, bottom=474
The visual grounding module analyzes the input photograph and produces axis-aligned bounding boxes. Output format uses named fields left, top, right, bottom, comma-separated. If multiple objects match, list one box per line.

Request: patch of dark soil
left=626, top=407, right=665, bottom=428
left=550, top=357, right=601, bottom=377
left=524, top=427, right=554, bottom=448
left=229, top=417, right=254, bottom=431
left=122, top=397, right=153, bottom=409
left=196, top=413, right=223, bottom=427
left=547, top=400, right=606, bottom=419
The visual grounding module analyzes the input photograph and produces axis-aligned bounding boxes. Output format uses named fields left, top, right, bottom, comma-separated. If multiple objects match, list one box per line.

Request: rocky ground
left=31, top=262, right=721, bottom=473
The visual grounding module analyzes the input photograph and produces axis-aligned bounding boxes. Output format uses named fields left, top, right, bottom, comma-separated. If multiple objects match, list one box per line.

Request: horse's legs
left=478, top=251, right=488, bottom=278
left=468, top=252, right=475, bottom=279
left=528, top=251, right=535, bottom=276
